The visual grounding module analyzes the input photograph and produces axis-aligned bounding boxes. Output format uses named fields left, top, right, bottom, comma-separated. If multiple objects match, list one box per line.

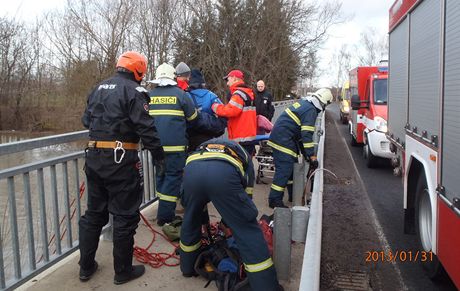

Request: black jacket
left=82, top=72, right=164, bottom=158
left=255, top=89, right=275, bottom=121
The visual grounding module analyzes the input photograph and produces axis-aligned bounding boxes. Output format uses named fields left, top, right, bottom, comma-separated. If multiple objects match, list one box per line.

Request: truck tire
left=350, top=133, right=358, bottom=147
left=363, top=142, right=378, bottom=168
left=415, top=174, right=443, bottom=279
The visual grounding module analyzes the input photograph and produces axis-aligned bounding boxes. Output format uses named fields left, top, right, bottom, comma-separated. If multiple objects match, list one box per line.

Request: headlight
left=374, top=116, right=387, bottom=133
left=343, top=106, right=350, bottom=113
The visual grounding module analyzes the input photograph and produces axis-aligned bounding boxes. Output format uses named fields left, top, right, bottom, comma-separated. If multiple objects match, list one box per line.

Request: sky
left=316, top=0, right=394, bottom=87
left=0, top=0, right=395, bottom=87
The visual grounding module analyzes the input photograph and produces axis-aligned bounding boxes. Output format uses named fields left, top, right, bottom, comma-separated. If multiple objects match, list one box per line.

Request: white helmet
left=312, top=88, right=333, bottom=108
left=155, top=63, right=176, bottom=80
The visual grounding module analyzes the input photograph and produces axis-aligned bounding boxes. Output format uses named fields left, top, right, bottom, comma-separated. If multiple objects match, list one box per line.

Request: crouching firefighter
left=179, top=138, right=282, bottom=291
left=79, top=51, right=165, bottom=284
left=267, top=88, right=332, bottom=208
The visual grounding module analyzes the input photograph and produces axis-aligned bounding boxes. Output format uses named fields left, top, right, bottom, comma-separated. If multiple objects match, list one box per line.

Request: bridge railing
left=0, top=132, right=157, bottom=291
left=0, top=98, right=295, bottom=291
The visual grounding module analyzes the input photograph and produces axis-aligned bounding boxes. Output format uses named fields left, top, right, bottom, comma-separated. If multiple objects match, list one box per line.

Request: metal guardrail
left=0, top=132, right=157, bottom=290
left=299, top=111, right=325, bottom=291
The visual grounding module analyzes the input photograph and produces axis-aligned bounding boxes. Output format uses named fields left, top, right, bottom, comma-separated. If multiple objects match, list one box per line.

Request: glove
left=153, top=157, right=166, bottom=177
left=308, top=155, right=318, bottom=171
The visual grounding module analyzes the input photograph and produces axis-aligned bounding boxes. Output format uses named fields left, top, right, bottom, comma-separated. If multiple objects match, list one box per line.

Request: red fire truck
left=387, top=0, right=460, bottom=287
left=348, top=65, right=394, bottom=168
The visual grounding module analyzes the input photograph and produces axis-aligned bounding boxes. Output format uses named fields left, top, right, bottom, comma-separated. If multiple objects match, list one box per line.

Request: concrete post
left=273, top=207, right=291, bottom=280
left=292, top=162, right=305, bottom=206
left=291, top=206, right=310, bottom=242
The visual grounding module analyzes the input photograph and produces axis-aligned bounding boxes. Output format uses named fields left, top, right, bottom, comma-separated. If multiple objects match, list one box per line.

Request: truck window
left=373, top=79, right=388, bottom=104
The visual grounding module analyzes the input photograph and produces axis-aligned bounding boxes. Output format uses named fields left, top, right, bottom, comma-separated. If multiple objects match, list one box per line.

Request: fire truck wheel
left=363, top=143, right=377, bottom=168
left=415, top=175, right=443, bottom=279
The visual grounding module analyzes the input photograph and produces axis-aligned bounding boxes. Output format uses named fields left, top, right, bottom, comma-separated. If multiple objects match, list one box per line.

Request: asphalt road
left=321, top=103, right=456, bottom=291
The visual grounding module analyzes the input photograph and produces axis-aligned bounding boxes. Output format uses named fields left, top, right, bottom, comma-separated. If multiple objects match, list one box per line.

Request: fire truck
left=387, top=0, right=460, bottom=287
left=348, top=65, right=394, bottom=168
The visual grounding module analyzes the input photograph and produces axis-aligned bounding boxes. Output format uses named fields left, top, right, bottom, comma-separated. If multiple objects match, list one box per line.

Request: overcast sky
left=0, top=0, right=395, bottom=87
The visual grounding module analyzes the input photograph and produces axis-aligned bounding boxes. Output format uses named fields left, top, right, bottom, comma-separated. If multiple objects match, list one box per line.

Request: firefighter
left=149, top=63, right=220, bottom=226
left=268, top=88, right=333, bottom=208
left=79, top=51, right=165, bottom=284
left=175, top=62, right=191, bottom=91
left=179, top=138, right=282, bottom=291
left=211, top=70, right=257, bottom=155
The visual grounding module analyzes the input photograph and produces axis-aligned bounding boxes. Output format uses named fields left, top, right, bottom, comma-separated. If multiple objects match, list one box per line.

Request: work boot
left=157, top=215, right=182, bottom=227
left=79, top=261, right=98, bottom=282
left=182, top=271, right=199, bottom=278
left=113, top=265, right=145, bottom=285
left=269, top=200, right=288, bottom=209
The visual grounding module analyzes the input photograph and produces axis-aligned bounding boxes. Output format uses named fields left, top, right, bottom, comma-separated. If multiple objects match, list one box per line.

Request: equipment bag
left=194, top=239, right=250, bottom=291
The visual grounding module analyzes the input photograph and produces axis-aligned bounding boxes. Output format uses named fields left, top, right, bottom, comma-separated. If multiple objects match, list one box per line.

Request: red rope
left=133, top=213, right=180, bottom=268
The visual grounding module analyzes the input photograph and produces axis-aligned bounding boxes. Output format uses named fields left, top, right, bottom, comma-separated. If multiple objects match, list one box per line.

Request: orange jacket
left=212, top=81, right=257, bottom=142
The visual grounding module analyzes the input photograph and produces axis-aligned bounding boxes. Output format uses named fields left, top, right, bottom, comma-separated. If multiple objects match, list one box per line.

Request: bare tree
left=356, top=27, right=388, bottom=66
left=330, top=44, right=352, bottom=98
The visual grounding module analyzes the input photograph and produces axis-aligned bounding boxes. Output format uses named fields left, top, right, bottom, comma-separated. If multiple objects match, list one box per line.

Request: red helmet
left=116, top=51, right=147, bottom=81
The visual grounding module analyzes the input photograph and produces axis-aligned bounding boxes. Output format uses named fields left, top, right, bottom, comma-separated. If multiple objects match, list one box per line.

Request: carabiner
left=114, top=140, right=126, bottom=164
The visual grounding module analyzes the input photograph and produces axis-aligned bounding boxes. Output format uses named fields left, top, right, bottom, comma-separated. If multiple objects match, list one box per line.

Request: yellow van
left=339, top=81, right=350, bottom=124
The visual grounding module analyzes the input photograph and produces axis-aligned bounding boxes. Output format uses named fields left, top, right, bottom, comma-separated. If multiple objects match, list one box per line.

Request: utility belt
left=87, top=140, right=139, bottom=164
left=198, top=143, right=245, bottom=167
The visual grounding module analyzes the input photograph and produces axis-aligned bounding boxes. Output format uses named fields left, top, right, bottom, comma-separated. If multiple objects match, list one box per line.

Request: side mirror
left=351, top=94, right=361, bottom=110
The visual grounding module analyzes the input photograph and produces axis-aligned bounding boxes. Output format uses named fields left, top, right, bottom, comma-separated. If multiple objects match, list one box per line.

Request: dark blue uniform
left=179, top=138, right=279, bottom=291
left=268, top=100, right=318, bottom=206
left=80, top=72, right=164, bottom=276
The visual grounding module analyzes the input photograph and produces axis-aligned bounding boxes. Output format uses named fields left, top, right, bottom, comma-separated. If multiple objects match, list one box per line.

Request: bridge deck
left=18, top=173, right=304, bottom=291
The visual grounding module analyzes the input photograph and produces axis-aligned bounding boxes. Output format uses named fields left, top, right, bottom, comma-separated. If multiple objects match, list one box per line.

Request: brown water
left=0, top=132, right=87, bottom=283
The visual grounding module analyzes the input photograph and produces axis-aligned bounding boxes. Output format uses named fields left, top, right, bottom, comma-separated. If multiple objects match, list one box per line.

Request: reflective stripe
left=180, top=241, right=201, bottom=253
left=303, top=142, right=315, bottom=148
left=267, top=141, right=298, bottom=158
left=229, top=100, right=244, bottom=109
left=236, top=143, right=249, bottom=162
left=234, top=90, right=248, bottom=101
left=271, top=184, right=284, bottom=192
left=244, top=257, right=274, bottom=273
left=245, top=187, right=254, bottom=194
left=149, top=109, right=184, bottom=117
left=156, top=191, right=178, bottom=202
left=301, top=125, right=315, bottom=132
left=163, top=145, right=186, bottom=152
left=187, top=110, right=198, bottom=121
left=285, top=108, right=300, bottom=126
left=187, top=152, right=245, bottom=176
left=287, top=180, right=293, bottom=185
left=233, top=136, right=256, bottom=142
left=242, top=106, right=256, bottom=111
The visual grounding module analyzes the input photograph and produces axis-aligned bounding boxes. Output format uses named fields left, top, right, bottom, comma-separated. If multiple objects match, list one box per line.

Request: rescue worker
left=175, top=62, right=191, bottom=91
left=179, top=138, right=282, bottom=291
left=268, top=88, right=333, bottom=208
left=79, top=51, right=165, bottom=284
left=211, top=69, right=257, bottom=155
left=255, top=80, right=275, bottom=121
left=187, top=68, right=227, bottom=151
left=149, top=63, right=221, bottom=226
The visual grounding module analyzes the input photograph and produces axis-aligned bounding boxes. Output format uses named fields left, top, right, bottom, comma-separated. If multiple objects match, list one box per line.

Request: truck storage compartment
left=388, top=17, right=409, bottom=145
left=408, top=0, right=441, bottom=141
left=441, top=0, right=460, bottom=203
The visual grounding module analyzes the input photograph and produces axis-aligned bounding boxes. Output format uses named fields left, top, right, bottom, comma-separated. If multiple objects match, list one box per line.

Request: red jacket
left=212, top=81, right=257, bottom=142
left=177, top=79, right=188, bottom=91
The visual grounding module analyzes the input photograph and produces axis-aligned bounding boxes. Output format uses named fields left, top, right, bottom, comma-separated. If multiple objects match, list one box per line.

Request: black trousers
left=79, top=148, right=142, bottom=275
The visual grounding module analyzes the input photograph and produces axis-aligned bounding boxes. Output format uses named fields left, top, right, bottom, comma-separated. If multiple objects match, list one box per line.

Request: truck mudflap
left=367, top=130, right=395, bottom=159
left=437, top=195, right=460, bottom=289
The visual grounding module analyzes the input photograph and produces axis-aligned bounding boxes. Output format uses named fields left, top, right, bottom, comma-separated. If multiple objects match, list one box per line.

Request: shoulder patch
left=292, top=102, right=301, bottom=109
left=136, top=86, right=148, bottom=93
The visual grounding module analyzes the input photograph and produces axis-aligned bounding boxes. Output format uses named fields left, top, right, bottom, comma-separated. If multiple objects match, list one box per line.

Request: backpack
left=194, top=239, right=250, bottom=291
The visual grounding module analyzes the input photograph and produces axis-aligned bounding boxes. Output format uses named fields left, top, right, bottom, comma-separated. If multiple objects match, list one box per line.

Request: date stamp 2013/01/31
left=365, top=250, right=433, bottom=263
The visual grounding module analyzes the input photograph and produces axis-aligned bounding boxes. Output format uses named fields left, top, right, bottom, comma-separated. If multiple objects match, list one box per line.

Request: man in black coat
left=255, top=80, right=275, bottom=121
left=79, top=51, right=165, bottom=285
